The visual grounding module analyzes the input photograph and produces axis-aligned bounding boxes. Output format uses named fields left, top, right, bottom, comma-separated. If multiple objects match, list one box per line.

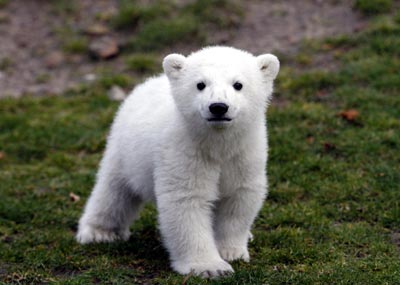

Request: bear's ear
left=257, top=54, right=280, bottom=80
left=163, top=53, right=186, bottom=80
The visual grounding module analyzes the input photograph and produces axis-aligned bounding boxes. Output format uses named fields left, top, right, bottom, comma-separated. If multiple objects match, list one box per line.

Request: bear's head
left=163, top=46, right=279, bottom=131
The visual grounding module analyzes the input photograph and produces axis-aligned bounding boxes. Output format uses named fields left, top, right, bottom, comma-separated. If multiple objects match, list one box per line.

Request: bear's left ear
left=163, top=53, right=186, bottom=80
left=257, top=54, right=280, bottom=80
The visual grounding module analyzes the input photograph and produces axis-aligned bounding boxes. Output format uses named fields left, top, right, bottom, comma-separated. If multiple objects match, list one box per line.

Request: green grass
left=113, top=0, right=243, bottom=51
left=50, top=0, right=243, bottom=59
left=62, top=36, right=88, bottom=54
left=55, top=24, right=89, bottom=55
left=126, top=54, right=160, bottom=73
left=354, top=0, right=393, bottom=15
left=0, top=57, right=13, bottom=71
left=130, top=16, right=200, bottom=51
left=96, top=72, right=133, bottom=89
left=0, top=0, right=8, bottom=9
left=1, top=10, right=400, bottom=285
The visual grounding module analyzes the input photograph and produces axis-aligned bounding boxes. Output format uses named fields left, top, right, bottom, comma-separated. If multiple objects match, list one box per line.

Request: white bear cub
left=77, top=46, right=279, bottom=277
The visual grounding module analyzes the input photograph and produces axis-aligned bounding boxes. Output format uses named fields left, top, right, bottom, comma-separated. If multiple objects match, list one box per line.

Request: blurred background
left=0, top=0, right=372, bottom=98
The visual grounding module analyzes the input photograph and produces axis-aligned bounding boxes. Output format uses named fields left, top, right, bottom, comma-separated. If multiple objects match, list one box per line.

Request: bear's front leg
left=155, top=158, right=233, bottom=278
left=215, top=153, right=267, bottom=262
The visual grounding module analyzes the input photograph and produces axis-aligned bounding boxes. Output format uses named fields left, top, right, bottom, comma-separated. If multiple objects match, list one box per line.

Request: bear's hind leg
left=76, top=174, right=143, bottom=244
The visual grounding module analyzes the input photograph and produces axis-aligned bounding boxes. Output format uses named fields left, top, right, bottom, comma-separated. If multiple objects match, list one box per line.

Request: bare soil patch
left=221, top=0, right=366, bottom=54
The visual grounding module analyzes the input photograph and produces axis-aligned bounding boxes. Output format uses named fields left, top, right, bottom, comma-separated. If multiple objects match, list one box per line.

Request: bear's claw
left=219, top=246, right=250, bottom=262
left=174, top=259, right=234, bottom=278
left=76, top=224, right=130, bottom=244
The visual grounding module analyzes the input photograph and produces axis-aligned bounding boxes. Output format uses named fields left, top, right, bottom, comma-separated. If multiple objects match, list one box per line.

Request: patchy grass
left=54, top=24, right=89, bottom=55
left=130, top=16, right=200, bottom=51
left=0, top=0, right=8, bottom=9
left=113, top=0, right=243, bottom=51
left=354, top=0, right=393, bottom=15
left=112, top=0, right=172, bottom=30
left=1, top=10, right=400, bottom=285
left=62, top=36, right=88, bottom=54
left=35, top=73, right=51, bottom=84
left=96, top=72, right=133, bottom=89
left=126, top=54, right=160, bottom=73
left=0, top=57, right=13, bottom=71
left=51, top=0, right=78, bottom=16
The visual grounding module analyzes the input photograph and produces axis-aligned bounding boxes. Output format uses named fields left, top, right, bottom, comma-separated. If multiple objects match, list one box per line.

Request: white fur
left=76, top=46, right=279, bottom=277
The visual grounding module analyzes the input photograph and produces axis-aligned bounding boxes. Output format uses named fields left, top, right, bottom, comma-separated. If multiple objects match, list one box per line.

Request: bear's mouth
left=207, top=117, right=232, bottom=122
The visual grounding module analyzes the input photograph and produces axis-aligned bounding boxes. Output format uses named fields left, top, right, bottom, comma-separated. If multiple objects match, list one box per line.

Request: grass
left=0, top=0, right=8, bottom=9
left=113, top=0, right=243, bottom=51
left=0, top=57, right=13, bottom=71
left=130, top=17, right=200, bottom=51
left=49, top=0, right=243, bottom=59
left=1, top=8, right=400, bottom=285
left=55, top=25, right=89, bottom=55
left=126, top=54, right=160, bottom=73
left=354, top=0, right=393, bottom=15
left=62, top=36, right=88, bottom=54
left=51, top=0, right=78, bottom=16
left=96, top=72, right=133, bottom=89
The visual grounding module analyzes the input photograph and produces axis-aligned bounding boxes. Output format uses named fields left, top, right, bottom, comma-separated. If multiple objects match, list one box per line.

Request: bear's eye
left=233, top=82, right=243, bottom=91
left=197, top=82, right=206, bottom=91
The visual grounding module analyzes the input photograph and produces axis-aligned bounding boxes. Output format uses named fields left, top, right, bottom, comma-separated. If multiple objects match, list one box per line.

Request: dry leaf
left=69, top=192, right=80, bottom=202
left=0, top=151, right=4, bottom=160
left=323, top=142, right=336, bottom=152
left=306, top=136, right=315, bottom=144
left=316, top=90, right=328, bottom=98
left=322, top=43, right=332, bottom=50
left=338, top=109, right=359, bottom=121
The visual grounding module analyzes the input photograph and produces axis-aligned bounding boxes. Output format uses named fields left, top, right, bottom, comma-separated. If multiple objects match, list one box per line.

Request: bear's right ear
left=257, top=54, right=280, bottom=81
left=163, top=54, right=186, bottom=80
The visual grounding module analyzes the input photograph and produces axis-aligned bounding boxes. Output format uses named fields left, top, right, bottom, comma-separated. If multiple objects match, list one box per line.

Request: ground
left=1, top=0, right=400, bottom=284
left=0, top=0, right=367, bottom=98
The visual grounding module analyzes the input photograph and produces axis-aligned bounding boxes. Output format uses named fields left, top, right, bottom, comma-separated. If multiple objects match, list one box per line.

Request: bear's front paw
left=76, top=224, right=130, bottom=244
left=173, top=258, right=234, bottom=278
left=219, top=246, right=250, bottom=262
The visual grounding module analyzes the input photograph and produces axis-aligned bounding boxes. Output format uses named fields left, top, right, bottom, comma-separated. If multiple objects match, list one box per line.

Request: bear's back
left=114, top=75, right=176, bottom=135
left=106, top=75, right=178, bottom=200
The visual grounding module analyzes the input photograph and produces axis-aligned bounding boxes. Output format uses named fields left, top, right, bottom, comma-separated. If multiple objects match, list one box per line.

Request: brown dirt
left=220, top=0, right=367, bottom=54
left=0, top=0, right=367, bottom=98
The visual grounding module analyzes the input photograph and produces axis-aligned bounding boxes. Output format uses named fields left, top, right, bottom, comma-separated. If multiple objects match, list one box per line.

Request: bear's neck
left=186, top=120, right=265, bottom=162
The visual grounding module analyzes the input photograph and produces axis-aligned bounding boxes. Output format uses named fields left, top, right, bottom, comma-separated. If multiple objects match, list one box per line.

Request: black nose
left=209, top=103, right=229, bottom=116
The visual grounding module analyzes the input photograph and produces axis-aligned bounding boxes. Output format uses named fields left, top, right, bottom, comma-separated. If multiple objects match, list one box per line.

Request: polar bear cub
left=76, top=46, right=279, bottom=277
